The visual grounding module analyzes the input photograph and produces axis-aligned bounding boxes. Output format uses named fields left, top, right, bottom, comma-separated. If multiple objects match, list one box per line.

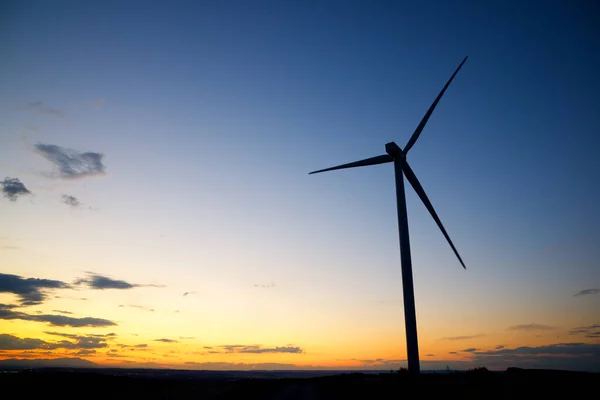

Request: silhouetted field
left=1, top=367, right=597, bottom=399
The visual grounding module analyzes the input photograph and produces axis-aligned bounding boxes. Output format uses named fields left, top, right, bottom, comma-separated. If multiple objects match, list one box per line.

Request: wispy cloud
left=0, top=303, right=116, bottom=327
left=495, top=345, right=505, bottom=350
left=569, top=324, right=600, bottom=338
left=119, top=304, right=155, bottom=312
left=43, top=331, right=111, bottom=349
left=51, top=310, right=73, bottom=315
left=574, top=288, right=600, bottom=297
left=473, top=343, right=600, bottom=357
left=117, top=343, right=147, bottom=349
left=460, top=348, right=480, bottom=353
left=154, top=338, right=178, bottom=343
left=27, top=101, right=64, bottom=118
left=55, top=295, right=88, bottom=301
left=219, top=345, right=303, bottom=354
left=34, top=143, right=105, bottom=179
left=62, top=194, right=81, bottom=208
left=508, top=324, right=555, bottom=331
left=183, top=291, right=196, bottom=297
left=75, top=349, right=97, bottom=356
left=1, top=178, right=31, bottom=201
left=441, top=334, right=485, bottom=341
left=0, top=273, right=70, bottom=306
left=469, top=343, right=600, bottom=371
left=254, top=282, right=275, bottom=288
left=0, top=334, right=105, bottom=350
left=74, top=273, right=165, bottom=290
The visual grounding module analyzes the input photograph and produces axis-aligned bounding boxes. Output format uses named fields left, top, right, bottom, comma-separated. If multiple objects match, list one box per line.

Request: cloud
left=569, top=324, right=600, bottom=338
left=182, top=291, right=196, bottom=297
left=27, top=101, right=64, bottom=117
left=74, top=273, right=165, bottom=290
left=0, top=333, right=108, bottom=350
left=89, top=333, right=116, bottom=338
left=62, top=194, right=81, bottom=208
left=1, top=178, right=31, bottom=201
left=0, top=273, right=70, bottom=306
left=52, top=310, right=73, bottom=315
left=219, top=345, right=303, bottom=354
left=465, top=343, right=600, bottom=372
left=508, top=324, right=555, bottom=331
left=75, top=349, right=96, bottom=356
left=473, top=342, right=600, bottom=357
left=0, top=334, right=52, bottom=350
left=575, top=288, right=600, bottom=297
left=55, top=295, right=88, bottom=301
left=448, top=352, right=458, bottom=354
left=154, top=339, right=178, bottom=343
left=441, top=334, right=485, bottom=341
left=426, top=354, right=435, bottom=356
left=460, top=348, right=480, bottom=353
left=495, top=345, right=505, bottom=350
left=33, top=143, right=105, bottom=179
left=119, top=304, right=155, bottom=312
left=254, top=282, right=275, bottom=288
left=242, top=346, right=302, bottom=354
left=0, top=303, right=116, bottom=327
left=43, top=332, right=109, bottom=349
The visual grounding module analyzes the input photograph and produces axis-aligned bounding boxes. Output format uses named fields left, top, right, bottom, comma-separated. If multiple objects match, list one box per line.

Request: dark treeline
left=1, top=367, right=597, bottom=399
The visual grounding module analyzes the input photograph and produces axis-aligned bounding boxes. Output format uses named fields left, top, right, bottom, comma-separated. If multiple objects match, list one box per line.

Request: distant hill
left=0, top=357, right=98, bottom=369
left=0, top=368, right=598, bottom=399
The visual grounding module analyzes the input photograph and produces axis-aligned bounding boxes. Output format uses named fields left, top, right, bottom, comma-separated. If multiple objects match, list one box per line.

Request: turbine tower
left=309, top=56, right=468, bottom=374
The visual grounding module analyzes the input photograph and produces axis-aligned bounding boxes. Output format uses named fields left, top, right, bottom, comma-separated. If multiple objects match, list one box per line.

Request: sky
left=1, top=0, right=599, bottom=372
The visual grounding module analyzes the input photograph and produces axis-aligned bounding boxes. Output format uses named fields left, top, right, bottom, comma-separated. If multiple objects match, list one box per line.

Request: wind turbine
left=309, top=56, right=468, bottom=374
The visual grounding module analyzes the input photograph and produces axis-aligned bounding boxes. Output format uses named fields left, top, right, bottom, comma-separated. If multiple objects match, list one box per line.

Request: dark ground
left=1, top=367, right=598, bottom=399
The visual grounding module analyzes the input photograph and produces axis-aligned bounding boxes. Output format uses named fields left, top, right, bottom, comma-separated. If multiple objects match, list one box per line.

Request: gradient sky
left=1, top=0, right=599, bottom=372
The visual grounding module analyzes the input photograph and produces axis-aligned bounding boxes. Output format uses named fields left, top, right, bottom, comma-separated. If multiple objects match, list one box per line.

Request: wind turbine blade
left=309, top=154, right=393, bottom=175
left=403, top=56, right=468, bottom=155
left=402, top=161, right=466, bottom=269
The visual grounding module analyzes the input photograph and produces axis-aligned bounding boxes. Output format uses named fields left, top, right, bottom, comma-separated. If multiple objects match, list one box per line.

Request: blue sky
left=1, top=1, right=599, bottom=371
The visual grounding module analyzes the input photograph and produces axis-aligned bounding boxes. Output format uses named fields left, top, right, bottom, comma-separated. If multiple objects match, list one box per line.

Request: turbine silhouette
left=309, top=56, right=468, bottom=374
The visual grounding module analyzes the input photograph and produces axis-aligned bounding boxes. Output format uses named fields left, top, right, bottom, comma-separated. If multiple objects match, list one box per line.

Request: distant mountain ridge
left=0, top=357, right=98, bottom=369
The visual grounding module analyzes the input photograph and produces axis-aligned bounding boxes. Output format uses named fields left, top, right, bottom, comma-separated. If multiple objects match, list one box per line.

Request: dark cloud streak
left=0, top=273, right=70, bottom=306
left=0, top=303, right=116, bottom=327
left=34, top=143, right=105, bottom=179
left=569, top=324, right=600, bottom=338
left=75, top=273, right=165, bottom=290
left=574, top=288, right=600, bottom=297
left=508, top=324, right=555, bottom=331
left=0, top=333, right=107, bottom=350
left=441, top=334, right=485, bottom=341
